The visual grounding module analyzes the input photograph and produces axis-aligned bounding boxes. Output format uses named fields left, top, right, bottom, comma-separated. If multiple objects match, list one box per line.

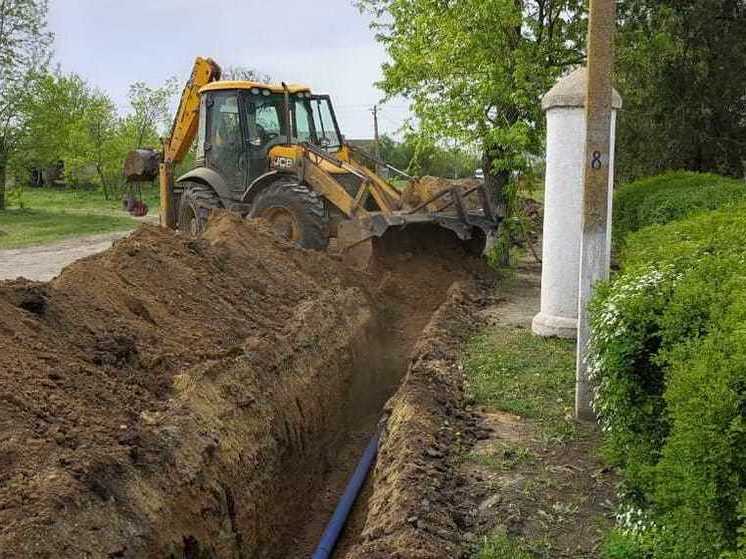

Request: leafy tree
left=81, top=93, right=124, bottom=198
left=16, top=71, right=178, bottom=199
left=0, top=0, right=53, bottom=209
left=615, top=0, right=746, bottom=181
left=222, top=65, right=272, bottom=83
left=127, top=77, right=178, bottom=149
left=356, top=0, right=586, bottom=208
left=15, top=71, right=127, bottom=197
left=379, top=133, right=480, bottom=178
left=14, top=72, right=92, bottom=175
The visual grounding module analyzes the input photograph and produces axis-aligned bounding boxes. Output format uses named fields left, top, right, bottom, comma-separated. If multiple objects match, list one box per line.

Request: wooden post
left=576, top=0, right=617, bottom=421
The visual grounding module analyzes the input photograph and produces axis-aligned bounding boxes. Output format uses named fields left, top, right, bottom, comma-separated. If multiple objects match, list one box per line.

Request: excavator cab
left=198, top=85, right=343, bottom=190
left=124, top=57, right=501, bottom=269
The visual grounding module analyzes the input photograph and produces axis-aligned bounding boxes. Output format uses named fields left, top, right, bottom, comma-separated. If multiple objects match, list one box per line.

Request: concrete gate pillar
left=532, top=68, right=622, bottom=339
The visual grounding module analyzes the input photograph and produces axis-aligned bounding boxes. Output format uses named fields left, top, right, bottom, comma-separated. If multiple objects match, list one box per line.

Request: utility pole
left=372, top=105, right=383, bottom=176
left=576, top=0, right=617, bottom=421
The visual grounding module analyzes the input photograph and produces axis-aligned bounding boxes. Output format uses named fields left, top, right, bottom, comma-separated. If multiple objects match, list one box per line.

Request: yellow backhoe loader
left=124, top=57, right=500, bottom=267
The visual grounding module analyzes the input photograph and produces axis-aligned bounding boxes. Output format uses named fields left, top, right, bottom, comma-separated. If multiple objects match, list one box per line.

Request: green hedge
left=621, top=202, right=746, bottom=270
left=613, top=171, right=746, bottom=248
left=590, top=199, right=746, bottom=558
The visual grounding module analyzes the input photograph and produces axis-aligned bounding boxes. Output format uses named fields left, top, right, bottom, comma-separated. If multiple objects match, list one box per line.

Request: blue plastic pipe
left=311, top=430, right=381, bottom=559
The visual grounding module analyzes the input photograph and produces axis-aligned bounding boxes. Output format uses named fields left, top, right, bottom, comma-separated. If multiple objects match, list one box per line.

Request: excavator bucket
left=301, top=142, right=501, bottom=271
left=334, top=187, right=499, bottom=270
left=337, top=221, right=376, bottom=270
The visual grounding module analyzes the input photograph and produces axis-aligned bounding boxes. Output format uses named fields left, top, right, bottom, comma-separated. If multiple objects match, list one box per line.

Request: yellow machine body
left=124, top=56, right=500, bottom=266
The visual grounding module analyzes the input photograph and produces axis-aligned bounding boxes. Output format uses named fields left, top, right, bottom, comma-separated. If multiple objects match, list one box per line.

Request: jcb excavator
left=124, top=57, right=500, bottom=267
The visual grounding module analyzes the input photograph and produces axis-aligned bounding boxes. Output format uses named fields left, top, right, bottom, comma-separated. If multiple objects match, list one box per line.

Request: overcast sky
left=47, top=0, right=410, bottom=139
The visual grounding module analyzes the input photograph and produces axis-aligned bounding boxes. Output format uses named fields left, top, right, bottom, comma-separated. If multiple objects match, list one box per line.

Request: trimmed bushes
left=613, top=171, right=746, bottom=248
left=621, top=202, right=746, bottom=270
left=591, top=177, right=746, bottom=558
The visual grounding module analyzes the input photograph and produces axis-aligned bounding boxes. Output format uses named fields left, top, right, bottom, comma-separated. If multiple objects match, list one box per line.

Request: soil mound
left=343, top=283, right=491, bottom=559
left=0, top=213, right=373, bottom=557
left=0, top=212, right=492, bottom=558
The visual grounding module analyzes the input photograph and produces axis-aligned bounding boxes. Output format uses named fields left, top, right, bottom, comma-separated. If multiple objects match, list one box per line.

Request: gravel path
left=0, top=231, right=134, bottom=281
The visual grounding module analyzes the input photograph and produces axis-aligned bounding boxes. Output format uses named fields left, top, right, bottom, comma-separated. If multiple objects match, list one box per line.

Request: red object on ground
left=129, top=201, right=148, bottom=217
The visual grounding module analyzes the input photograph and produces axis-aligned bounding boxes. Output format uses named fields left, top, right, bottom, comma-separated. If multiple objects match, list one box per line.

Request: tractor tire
left=177, top=182, right=222, bottom=237
left=249, top=181, right=329, bottom=250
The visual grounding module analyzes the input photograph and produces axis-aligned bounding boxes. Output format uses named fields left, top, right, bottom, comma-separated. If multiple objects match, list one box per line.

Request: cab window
left=293, top=99, right=315, bottom=143
left=311, top=97, right=341, bottom=150
left=255, top=101, right=281, bottom=135
left=208, top=93, right=241, bottom=147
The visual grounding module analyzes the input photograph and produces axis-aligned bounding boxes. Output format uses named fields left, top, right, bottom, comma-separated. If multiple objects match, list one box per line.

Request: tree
left=615, top=0, right=746, bottom=180
left=76, top=93, right=116, bottom=196
left=356, top=0, right=586, bottom=211
left=127, top=77, right=178, bottom=149
left=222, top=65, right=271, bottom=83
left=0, top=0, right=53, bottom=209
left=15, top=71, right=126, bottom=196
left=14, top=72, right=91, bottom=176
left=379, top=133, right=480, bottom=178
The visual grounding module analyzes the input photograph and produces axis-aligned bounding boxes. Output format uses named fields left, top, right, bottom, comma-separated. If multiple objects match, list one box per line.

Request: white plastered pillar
left=532, top=68, right=622, bottom=339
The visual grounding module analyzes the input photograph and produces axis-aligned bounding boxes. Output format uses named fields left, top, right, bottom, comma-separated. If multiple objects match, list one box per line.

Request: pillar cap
left=542, top=67, right=623, bottom=111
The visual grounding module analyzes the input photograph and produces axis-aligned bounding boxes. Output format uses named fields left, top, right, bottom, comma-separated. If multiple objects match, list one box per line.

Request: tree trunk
left=97, top=164, right=110, bottom=201
left=483, top=150, right=511, bottom=266
left=0, top=150, right=7, bottom=211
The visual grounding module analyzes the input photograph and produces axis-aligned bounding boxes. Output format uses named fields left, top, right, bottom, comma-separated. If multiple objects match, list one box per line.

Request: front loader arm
left=160, top=57, right=222, bottom=227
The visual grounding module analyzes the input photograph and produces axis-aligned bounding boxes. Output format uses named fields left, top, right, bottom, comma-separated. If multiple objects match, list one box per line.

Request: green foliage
left=14, top=72, right=116, bottom=189
left=474, top=533, right=533, bottom=559
left=357, top=0, right=586, bottom=182
left=602, top=529, right=653, bottom=559
left=621, top=201, right=746, bottom=271
left=465, top=326, right=576, bottom=440
left=378, top=134, right=480, bottom=178
left=590, top=197, right=746, bottom=558
left=9, top=70, right=178, bottom=200
left=613, top=172, right=746, bottom=248
left=615, top=2, right=746, bottom=180
left=588, top=270, right=674, bottom=492
left=0, top=0, right=54, bottom=209
left=126, top=78, right=178, bottom=148
left=0, top=186, right=158, bottom=249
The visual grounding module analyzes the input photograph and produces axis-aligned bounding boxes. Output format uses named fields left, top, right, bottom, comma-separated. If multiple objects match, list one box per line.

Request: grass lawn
left=0, top=186, right=160, bottom=250
left=463, top=326, right=616, bottom=558
left=465, top=327, right=576, bottom=438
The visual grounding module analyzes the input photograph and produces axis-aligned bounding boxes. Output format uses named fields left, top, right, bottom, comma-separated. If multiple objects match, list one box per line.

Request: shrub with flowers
left=591, top=193, right=746, bottom=558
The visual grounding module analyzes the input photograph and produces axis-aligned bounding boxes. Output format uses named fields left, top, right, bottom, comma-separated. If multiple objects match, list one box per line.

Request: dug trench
left=0, top=212, right=495, bottom=558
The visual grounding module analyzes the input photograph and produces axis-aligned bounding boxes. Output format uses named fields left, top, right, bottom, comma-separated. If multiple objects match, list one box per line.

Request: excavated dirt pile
left=0, top=213, right=378, bottom=558
left=0, top=213, right=493, bottom=558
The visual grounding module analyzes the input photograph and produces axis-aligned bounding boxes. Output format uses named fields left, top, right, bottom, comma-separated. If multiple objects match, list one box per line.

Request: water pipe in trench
left=311, top=429, right=381, bottom=559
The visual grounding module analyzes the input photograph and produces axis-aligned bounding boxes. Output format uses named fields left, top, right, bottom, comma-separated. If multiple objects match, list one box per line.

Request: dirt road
left=0, top=231, right=132, bottom=281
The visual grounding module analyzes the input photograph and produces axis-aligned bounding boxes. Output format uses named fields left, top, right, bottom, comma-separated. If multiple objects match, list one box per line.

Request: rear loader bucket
left=123, top=149, right=160, bottom=183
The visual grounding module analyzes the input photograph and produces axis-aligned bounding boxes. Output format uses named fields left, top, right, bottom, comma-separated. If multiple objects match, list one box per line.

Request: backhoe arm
left=160, top=57, right=222, bottom=227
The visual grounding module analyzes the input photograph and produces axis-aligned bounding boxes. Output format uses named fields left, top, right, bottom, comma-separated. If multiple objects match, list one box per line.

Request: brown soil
left=287, top=225, right=494, bottom=558
left=341, top=281, right=494, bottom=559
left=401, top=177, right=483, bottom=212
left=0, top=213, right=494, bottom=558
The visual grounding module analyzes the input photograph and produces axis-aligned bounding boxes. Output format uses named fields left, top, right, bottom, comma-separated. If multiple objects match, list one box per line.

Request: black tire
left=249, top=181, right=328, bottom=250
left=177, top=182, right=222, bottom=237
